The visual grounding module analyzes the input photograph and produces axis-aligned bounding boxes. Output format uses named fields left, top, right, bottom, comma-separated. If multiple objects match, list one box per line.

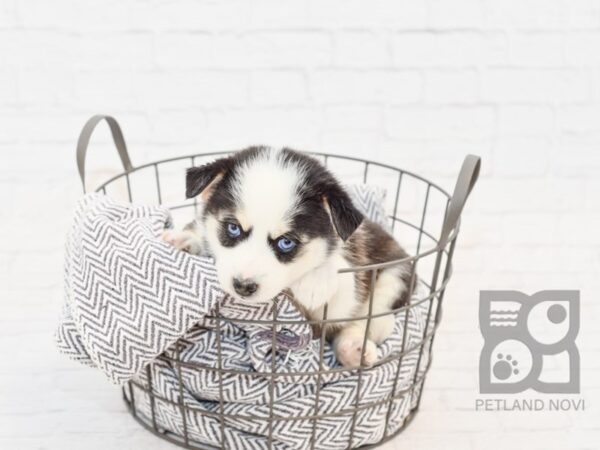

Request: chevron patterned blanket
left=56, top=190, right=432, bottom=449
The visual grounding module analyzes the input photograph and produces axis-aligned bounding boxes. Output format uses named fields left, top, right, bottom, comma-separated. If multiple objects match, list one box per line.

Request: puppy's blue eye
left=277, top=237, right=297, bottom=253
left=227, top=223, right=241, bottom=238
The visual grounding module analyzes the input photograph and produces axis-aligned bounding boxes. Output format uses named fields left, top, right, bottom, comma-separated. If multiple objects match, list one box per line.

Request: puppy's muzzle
left=233, top=277, right=258, bottom=297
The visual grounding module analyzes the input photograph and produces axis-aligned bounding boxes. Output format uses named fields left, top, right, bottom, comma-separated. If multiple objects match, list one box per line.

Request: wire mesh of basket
left=75, top=115, right=480, bottom=450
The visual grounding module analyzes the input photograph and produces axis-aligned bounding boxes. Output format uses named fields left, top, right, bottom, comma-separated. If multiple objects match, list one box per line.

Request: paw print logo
left=486, top=338, right=531, bottom=386
left=479, top=290, right=580, bottom=394
left=493, top=353, right=519, bottom=380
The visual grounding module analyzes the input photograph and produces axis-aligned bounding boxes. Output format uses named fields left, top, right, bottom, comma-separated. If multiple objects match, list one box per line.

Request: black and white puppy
left=163, top=147, right=412, bottom=367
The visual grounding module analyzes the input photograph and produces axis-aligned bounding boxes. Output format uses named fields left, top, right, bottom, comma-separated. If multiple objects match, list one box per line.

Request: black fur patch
left=289, top=201, right=336, bottom=253
left=186, top=157, right=234, bottom=199
left=199, top=147, right=269, bottom=217
left=344, top=219, right=414, bottom=308
left=278, top=148, right=364, bottom=242
left=217, top=219, right=251, bottom=248
left=268, top=235, right=301, bottom=263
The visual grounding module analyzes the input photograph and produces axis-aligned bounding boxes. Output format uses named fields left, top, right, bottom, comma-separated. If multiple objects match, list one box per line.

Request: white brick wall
left=1, top=1, right=599, bottom=449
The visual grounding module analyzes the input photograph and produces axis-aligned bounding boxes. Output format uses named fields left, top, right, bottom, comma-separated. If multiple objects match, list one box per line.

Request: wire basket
left=76, top=115, right=480, bottom=449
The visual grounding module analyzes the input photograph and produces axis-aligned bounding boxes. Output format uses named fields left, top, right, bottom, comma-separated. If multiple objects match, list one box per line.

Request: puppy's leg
left=162, top=221, right=204, bottom=255
left=333, top=324, right=378, bottom=367
left=333, top=267, right=407, bottom=367
left=367, top=267, right=407, bottom=344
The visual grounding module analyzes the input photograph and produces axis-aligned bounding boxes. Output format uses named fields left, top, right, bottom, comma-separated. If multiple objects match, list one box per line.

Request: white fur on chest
left=289, top=249, right=360, bottom=322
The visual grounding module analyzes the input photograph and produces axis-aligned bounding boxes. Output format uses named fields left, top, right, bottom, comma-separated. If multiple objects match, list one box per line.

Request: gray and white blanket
left=56, top=190, right=432, bottom=449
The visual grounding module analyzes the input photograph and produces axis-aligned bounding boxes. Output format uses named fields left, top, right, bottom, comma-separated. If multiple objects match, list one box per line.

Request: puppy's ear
left=323, top=186, right=363, bottom=241
left=186, top=157, right=232, bottom=200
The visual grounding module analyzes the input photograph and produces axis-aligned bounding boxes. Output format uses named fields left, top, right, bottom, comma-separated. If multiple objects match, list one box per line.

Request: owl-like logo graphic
left=479, top=290, right=580, bottom=394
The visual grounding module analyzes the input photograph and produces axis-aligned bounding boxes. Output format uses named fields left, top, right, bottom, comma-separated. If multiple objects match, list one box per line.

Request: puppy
left=163, top=147, right=413, bottom=367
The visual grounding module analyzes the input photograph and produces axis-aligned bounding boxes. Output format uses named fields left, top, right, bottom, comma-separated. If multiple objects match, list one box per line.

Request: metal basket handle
left=76, top=115, right=133, bottom=192
left=438, top=154, right=481, bottom=248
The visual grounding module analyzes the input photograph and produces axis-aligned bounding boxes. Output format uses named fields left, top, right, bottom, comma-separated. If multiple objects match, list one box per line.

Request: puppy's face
left=186, top=147, right=363, bottom=303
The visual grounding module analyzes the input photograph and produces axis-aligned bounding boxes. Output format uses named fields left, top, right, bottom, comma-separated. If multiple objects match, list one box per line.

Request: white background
left=1, top=1, right=599, bottom=449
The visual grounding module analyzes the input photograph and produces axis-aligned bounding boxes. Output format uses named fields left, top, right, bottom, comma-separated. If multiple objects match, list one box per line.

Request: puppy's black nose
left=233, top=278, right=258, bottom=297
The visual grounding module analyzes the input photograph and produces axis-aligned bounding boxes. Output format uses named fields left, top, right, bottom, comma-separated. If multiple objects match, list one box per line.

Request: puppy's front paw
left=335, top=334, right=378, bottom=368
left=161, top=230, right=199, bottom=254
